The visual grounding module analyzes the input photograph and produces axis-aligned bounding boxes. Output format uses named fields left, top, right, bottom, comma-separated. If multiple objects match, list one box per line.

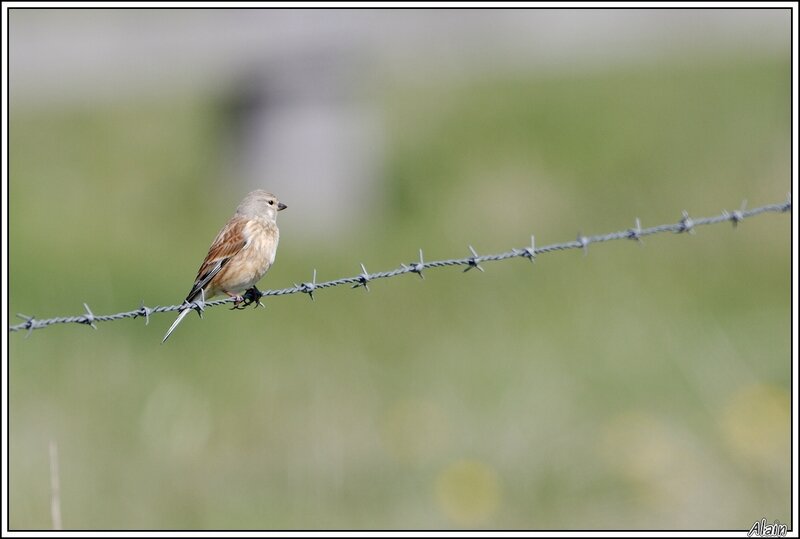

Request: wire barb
left=464, top=245, right=484, bottom=272
left=517, top=235, right=537, bottom=263
left=190, top=288, right=207, bottom=318
left=628, top=218, right=644, bottom=243
left=678, top=210, right=695, bottom=234
left=410, top=249, right=426, bottom=279
left=16, top=313, right=36, bottom=338
left=81, top=303, right=97, bottom=330
left=353, top=263, right=371, bottom=291
left=136, top=302, right=153, bottom=326
left=577, top=233, right=590, bottom=256
left=297, top=269, right=318, bottom=301
left=8, top=198, right=790, bottom=335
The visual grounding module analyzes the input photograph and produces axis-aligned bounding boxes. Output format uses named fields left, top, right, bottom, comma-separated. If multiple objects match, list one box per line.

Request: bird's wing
left=184, top=216, right=249, bottom=302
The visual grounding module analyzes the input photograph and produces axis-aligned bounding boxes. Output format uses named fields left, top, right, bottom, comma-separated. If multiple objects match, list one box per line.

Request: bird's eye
left=268, top=200, right=274, bottom=205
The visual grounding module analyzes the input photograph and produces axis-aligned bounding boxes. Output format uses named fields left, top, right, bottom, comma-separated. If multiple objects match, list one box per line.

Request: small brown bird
left=162, top=190, right=287, bottom=342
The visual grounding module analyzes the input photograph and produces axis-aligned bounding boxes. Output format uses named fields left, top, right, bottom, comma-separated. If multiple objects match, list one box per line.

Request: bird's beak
left=278, top=202, right=287, bottom=211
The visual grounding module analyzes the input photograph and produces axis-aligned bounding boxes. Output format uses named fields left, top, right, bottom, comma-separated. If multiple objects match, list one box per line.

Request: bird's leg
left=241, top=286, right=265, bottom=309
left=225, top=290, right=246, bottom=310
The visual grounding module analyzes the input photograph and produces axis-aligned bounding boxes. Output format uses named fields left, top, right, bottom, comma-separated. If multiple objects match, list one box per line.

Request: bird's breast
left=241, top=219, right=279, bottom=280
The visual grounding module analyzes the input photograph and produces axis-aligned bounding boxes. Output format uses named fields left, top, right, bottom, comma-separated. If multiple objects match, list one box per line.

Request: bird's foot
left=241, top=286, right=265, bottom=309
left=228, top=293, right=246, bottom=310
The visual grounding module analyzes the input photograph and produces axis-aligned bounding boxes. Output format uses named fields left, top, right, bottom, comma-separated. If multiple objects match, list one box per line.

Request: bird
left=162, top=190, right=287, bottom=342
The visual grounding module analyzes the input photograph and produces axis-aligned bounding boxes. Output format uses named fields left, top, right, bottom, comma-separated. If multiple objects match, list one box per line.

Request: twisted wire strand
left=10, top=196, right=791, bottom=335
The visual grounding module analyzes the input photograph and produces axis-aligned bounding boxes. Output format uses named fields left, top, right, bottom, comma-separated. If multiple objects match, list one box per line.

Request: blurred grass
left=9, top=52, right=790, bottom=529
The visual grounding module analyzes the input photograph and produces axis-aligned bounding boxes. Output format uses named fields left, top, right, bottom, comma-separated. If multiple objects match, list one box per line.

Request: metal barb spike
left=522, top=235, right=536, bottom=262
left=353, top=263, right=371, bottom=291
left=138, top=302, right=152, bottom=326
left=679, top=210, right=695, bottom=234
left=17, top=313, right=36, bottom=338
left=411, top=249, right=425, bottom=279
left=577, top=234, right=589, bottom=256
left=301, top=269, right=317, bottom=301
left=193, top=288, right=207, bottom=318
left=82, top=303, right=97, bottom=330
left=728, top=200, right=747, bottom=228
left=727, top=210, right=742, bottom=228
left=628, top=218, right=644, bottom=243
left=464, top=245, right=484, bottom=272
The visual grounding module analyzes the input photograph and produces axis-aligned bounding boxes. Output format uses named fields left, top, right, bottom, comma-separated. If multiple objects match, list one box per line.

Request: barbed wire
left=9, top=195, right=792, bottom=336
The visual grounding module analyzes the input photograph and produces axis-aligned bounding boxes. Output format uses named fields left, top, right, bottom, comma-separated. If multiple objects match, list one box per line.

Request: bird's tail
left=162, top=308, right=192, bottom=343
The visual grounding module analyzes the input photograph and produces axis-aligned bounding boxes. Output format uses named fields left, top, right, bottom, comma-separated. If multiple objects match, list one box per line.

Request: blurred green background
left=9, top=16, right=791, bottom=530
